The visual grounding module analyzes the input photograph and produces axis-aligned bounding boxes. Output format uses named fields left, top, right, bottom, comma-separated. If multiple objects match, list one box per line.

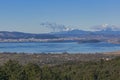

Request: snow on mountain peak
left=93, top=24, right=120, bottom=31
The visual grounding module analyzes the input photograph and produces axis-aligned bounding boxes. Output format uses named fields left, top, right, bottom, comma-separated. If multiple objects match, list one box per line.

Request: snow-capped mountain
left=93, top=24, right=120, bottom=31
left=51, top=24, right=120, bottom=38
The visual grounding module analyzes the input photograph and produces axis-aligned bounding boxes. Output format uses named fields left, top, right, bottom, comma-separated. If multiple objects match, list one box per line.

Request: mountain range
left=0, top=28, right=119, bottom=39
left=51, top=29, right=120, bottom=39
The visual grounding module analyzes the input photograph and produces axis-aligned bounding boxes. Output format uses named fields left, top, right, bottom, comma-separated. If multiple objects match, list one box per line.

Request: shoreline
left=1, top=50, right=120, bottom=54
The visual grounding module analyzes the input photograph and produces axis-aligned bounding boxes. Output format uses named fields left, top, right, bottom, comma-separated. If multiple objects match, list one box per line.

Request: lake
left=0, top=42, right=120, bottom=53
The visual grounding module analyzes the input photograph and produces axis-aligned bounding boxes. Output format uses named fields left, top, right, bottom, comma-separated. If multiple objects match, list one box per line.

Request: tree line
left=1, top=57, right=120, bottom=80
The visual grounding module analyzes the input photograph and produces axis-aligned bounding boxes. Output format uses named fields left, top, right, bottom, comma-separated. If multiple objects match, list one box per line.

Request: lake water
left=0, top=42, right=120, bottom=54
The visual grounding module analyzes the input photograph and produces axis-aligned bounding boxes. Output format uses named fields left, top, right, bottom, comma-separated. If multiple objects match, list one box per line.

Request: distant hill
left=51, top=29, right=91, bottom=37
left=0, top=29, right=120, bottom=40
left=0, top=31, right=57, bottom=39
left=51, top=29, right=120, bottom=38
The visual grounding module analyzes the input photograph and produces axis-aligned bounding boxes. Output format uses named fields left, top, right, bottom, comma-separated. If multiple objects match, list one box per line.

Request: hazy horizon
left=0, top=0, right=120, bottom=33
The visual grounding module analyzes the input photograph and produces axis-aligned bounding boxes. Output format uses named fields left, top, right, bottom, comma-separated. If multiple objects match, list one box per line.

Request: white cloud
left=92, top=24, right=120, bottom=31
left=40, top=22, right=72, bottom=32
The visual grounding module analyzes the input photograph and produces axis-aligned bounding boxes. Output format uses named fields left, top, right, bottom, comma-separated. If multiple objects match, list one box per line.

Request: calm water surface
left=0, top=42, right=120, bottom=53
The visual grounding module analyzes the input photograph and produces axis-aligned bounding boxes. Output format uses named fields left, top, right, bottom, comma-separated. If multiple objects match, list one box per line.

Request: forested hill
left=0, top=31, right=57, bottom=39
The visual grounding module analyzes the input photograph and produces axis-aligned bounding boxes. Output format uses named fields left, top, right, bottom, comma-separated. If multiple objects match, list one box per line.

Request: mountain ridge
left=0, top=31, right=57, bottom=39
left=0, top=29, right=120, bottom=39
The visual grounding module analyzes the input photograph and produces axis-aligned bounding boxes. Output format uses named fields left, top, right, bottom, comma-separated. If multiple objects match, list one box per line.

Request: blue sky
left=0, top=0, right=120, bottom=33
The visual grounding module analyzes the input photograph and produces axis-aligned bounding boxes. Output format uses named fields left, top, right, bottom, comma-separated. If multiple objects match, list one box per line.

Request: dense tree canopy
left=0, top=57, right=120, bottom=80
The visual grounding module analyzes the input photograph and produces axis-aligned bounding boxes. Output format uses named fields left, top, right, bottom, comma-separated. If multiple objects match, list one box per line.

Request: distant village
left=0, top=37, right=120, bottom=44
